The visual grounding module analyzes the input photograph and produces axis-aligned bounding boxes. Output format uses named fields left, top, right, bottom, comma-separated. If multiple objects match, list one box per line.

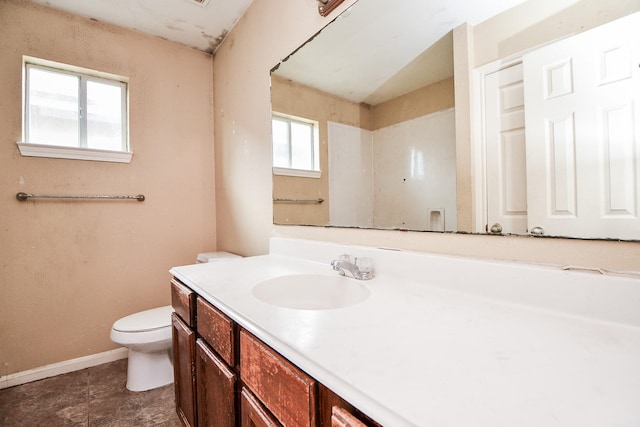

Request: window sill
left=17, top=142, right=133, bottom=163
left=273, top=167, right=321, bottom=179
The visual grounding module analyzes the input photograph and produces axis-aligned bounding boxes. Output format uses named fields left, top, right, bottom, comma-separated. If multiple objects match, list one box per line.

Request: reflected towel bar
left=273, top=198, right=324, bottom=204
left=16, top=192, right=145, bottom=202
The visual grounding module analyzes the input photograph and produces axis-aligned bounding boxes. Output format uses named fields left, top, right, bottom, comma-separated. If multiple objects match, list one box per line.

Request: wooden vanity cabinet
left=171, top=277, right=381, bottom=427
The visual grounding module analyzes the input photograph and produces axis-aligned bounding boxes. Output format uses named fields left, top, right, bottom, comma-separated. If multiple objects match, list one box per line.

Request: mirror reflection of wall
left=271, top=30, right=456, bottom=231
left=271, top=0, right=640, bottom=241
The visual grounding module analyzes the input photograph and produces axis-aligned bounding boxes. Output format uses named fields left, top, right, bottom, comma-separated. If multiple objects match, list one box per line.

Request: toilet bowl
left=111, top=251, right=241, bottom=392
left=110, top=305, right=174, bottom=392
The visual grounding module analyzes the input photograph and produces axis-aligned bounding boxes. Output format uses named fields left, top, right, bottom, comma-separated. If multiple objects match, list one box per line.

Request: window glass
left=27, top=67, right=79, bottom=147
left=25, top=62, right=127, bottom=153
left=87, top=80, right=124, bottom=151
left=290, top=121, right=313, bottom=170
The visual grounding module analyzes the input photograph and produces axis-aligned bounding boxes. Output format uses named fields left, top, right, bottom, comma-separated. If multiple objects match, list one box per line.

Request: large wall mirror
left=271, top=0, right=640, bottom=241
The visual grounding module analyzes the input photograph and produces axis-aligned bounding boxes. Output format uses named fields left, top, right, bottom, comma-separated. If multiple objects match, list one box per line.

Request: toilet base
left=125, top=347, right=174, bottom=392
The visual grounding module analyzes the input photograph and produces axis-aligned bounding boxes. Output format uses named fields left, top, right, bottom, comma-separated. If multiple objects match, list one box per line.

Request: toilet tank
left=196, top=251, right=241, bottom=263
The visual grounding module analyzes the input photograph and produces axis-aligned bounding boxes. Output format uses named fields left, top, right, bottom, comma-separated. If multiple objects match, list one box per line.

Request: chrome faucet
left=330, top=254, right=374, bottom=280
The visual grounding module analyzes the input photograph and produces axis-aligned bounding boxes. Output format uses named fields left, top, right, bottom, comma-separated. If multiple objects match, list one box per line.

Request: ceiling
left=272, top=0, right=526, bottom=105
left=31, top=0, right=526, bottom=103
left=29, top=0, right=255, bottom=53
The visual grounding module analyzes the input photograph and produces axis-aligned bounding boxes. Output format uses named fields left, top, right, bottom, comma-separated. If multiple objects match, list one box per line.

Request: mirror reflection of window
left=272, top=114, right=319, bottom=171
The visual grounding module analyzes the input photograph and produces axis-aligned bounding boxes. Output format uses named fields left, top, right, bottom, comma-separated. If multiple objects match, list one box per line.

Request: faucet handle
left=339, top=254, right=355, bottom=264
left=355, top=257, right=373, bottom=274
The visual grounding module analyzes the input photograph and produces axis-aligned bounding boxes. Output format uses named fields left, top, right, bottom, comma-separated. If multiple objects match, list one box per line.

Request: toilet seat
left=112, top=305, right=174, bottom=333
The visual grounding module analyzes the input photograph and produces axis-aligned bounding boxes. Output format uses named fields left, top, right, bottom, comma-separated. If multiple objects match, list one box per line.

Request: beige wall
left=214, top=0, right=640, bottom=271
left=474, top=0, right=640, bottom=67
left=371, top=77, right=454, bottom=130
left=0, top=0, right=215, bottom=375
left=213, top=0, right=358, bottom=256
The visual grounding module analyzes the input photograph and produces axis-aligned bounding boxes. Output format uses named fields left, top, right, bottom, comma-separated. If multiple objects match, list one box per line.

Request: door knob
left=489, top=223, right=502, bottom=234
left=530, top=226, right=545, bottom=236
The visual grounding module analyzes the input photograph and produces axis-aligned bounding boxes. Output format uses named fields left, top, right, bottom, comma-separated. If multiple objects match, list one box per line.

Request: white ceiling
left=31, top=0, right=526, bottom=103
left=29, top=0, right=254, bottom=53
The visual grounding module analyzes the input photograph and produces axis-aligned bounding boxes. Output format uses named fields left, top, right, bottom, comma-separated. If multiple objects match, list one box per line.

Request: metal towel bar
left=273, top=198, right=324, bottom=204
left=16, top=192, right=145, bottom=202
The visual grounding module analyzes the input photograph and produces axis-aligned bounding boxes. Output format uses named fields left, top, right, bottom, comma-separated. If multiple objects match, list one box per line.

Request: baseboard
left=0, top=347, right=128, bottom=390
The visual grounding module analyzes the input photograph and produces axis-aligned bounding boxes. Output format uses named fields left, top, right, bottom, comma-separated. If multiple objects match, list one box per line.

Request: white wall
left=328, top=121, right=374, bottom=228
left=328, top=110, right=457, bottom=231
left=373, top=109, right=457, bottom=231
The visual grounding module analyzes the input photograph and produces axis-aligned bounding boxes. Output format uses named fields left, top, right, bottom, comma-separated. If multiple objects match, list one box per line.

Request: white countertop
left=170, top=238, right=640, bottom=427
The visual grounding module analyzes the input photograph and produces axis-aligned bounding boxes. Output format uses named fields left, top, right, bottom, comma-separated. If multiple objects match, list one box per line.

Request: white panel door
left=523, top=12, right=640, bottom=240
left=484, top=62, right=528, bottom=235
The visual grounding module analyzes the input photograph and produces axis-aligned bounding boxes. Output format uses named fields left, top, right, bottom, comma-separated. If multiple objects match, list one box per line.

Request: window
left=272, top=114, right=320, bottom=178
left=18, top=57, right=131, bottom=163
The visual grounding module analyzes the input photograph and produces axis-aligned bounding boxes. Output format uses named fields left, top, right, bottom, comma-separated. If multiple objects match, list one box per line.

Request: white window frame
left=18, top=56, right=131, bottom=163
left=272, top=113, right=321, bottom=178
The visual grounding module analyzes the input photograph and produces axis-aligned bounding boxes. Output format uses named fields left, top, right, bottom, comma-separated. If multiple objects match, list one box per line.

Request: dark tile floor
left=0, top=359, right=183, bottom=426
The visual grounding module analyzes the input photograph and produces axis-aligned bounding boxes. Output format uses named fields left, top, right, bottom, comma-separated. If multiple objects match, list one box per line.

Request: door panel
left=523, top=12, right=640, bottom=239
left=484, top=62, right=528, bottom=234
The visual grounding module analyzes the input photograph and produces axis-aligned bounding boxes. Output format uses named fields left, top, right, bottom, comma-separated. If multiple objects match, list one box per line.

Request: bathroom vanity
left=170, top=238, right=640, bottom=427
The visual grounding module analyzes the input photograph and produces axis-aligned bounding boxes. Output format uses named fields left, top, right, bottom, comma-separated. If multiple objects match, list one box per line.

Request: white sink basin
left=252, top=274, right=371, bottom=310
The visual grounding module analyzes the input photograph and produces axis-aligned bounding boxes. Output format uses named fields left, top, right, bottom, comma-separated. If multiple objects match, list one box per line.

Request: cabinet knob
left=530, top=226, right=545, bottom=236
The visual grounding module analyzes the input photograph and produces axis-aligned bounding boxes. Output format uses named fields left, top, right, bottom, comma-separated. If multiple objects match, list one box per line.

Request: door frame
left=472, top=54, right=523, bottom=234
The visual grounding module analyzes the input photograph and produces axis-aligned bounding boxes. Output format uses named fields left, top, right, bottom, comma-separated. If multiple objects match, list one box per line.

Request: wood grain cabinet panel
left=172, top=313, right=197, bottom=427
left=240, top=387, right=282, bottom=427
left=196, top=339, right=236, bottom=427
left=171, top=278, right=196, bottom=327
left=197, top=297, right=235, bottom=366
left=240, top=330, right=317, bottom=427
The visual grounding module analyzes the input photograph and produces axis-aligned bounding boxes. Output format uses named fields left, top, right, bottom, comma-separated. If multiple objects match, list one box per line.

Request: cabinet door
left=240, top=387, right=282, bottom=427
left=240, top=330, right=317, bottom=427
left=172, top=313, right=197, bottom=427
left=196, top=339, right=236, bottom=427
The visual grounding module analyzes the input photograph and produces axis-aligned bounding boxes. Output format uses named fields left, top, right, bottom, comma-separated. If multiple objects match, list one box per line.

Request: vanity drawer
left=240, top=330, right=317, bottom=427
left=197, top=296, right=235, bottom=366
left=171, top=278, right=196, bottom=327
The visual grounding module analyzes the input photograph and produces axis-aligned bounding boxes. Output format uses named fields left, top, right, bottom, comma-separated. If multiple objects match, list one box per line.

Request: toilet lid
left=113, top=305, right=174, bottom=333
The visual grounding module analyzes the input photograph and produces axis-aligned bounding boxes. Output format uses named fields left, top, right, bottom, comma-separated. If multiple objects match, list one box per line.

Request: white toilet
left=110, top=305, right=175, bottom=391
left=110, top=251, right=240, bottom=392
